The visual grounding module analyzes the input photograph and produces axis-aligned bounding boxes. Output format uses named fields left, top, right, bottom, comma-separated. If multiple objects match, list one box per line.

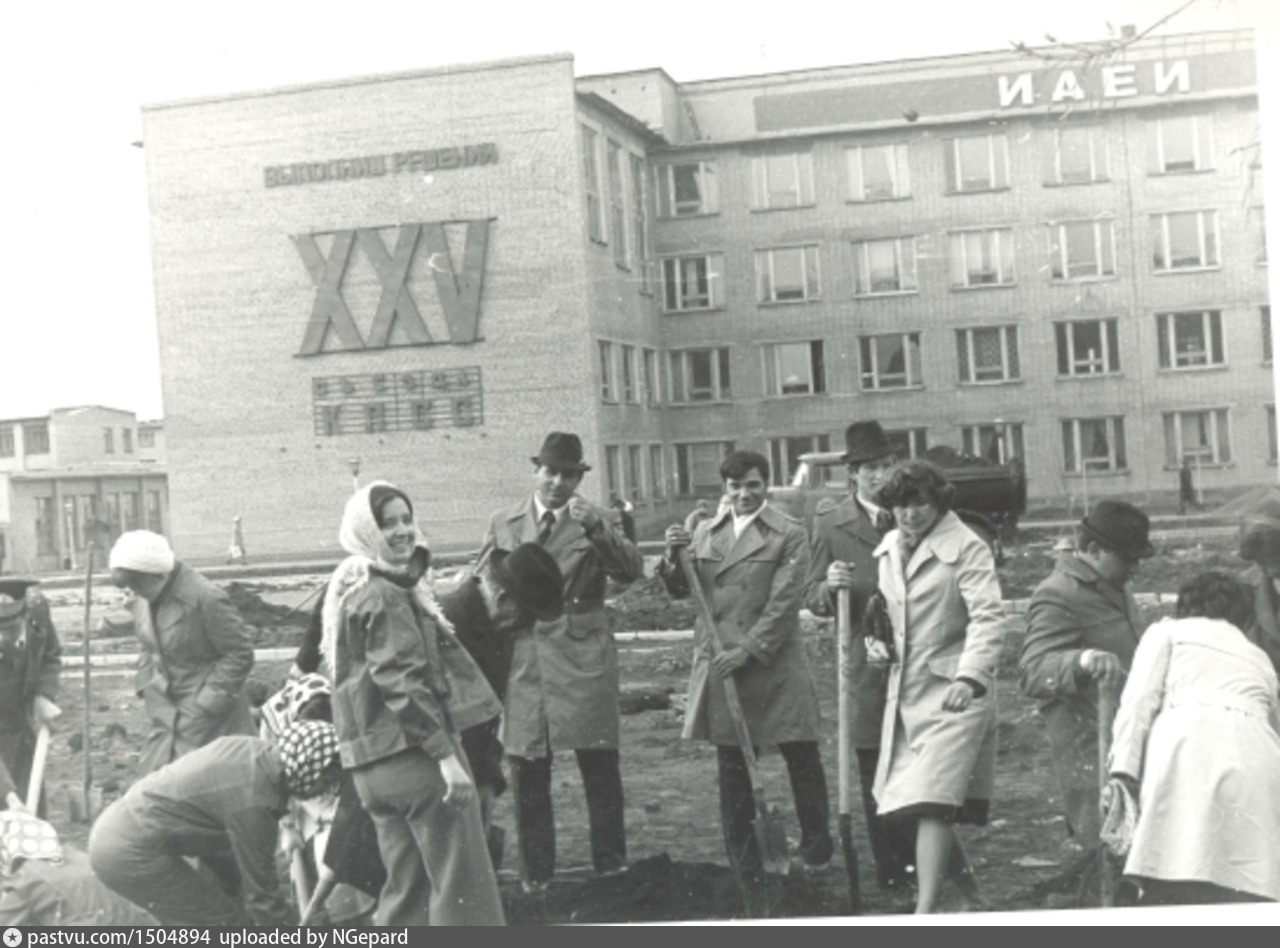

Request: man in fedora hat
left=801, top=421, right=916, bottom=891
left=1019, top=498, right=1154, bottom=906
left=0, top=578, right=62, bottom=816
left=476, top=432, right=643, bottom=893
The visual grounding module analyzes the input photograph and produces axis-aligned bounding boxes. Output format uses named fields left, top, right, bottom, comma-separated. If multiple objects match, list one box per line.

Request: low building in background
left=0, top=407, right=168, bottom=574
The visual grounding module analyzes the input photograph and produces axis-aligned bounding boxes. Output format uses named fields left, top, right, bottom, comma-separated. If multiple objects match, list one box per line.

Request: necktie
left=537, top=510, right=556, bottom=545
left=875, top=509, right=895, bottom=535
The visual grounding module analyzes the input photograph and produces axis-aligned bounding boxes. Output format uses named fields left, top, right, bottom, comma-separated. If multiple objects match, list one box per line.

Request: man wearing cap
left=89, top=724, right=340, bottom=926
left=0, top=578, right=62, bottom=816
left=801, top=421, right=915, bottom=891
left=476, top=432, right=644, bottom=893
left=108, top=530, right=256, bottom=774
left=1018, top=499, right=1153, bottom=906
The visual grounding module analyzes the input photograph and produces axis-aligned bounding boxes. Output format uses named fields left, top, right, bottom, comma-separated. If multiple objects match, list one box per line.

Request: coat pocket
left=926, top=652, right=962, bottom=682
left=565, top=610, right=606, bottom=642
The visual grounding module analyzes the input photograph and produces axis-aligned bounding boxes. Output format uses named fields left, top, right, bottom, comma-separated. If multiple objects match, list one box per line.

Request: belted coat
left=477, top=497, right=644, bottom=757
left=659, top=504, right=821, bottom=747
left=872, top=511, right=1005, bottom=816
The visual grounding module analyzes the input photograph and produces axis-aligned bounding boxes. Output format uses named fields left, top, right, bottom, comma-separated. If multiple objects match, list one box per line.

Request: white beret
left=109, top=530, right=176, bottom=575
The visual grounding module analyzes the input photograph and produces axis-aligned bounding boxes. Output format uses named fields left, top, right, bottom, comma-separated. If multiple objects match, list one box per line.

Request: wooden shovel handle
left=1097, top=683, right=1118, bottom=908
left=836, top=588, right=853, bottom=817
left=674, top=547, right=761, bottom=778
left=26, top=724, right=50, bottom=813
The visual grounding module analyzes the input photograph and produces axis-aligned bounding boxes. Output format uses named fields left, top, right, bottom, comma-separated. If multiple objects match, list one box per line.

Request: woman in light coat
left=872, top=461, right=1005, bottom=913
left=1109, top=571, right=1280, bottom=905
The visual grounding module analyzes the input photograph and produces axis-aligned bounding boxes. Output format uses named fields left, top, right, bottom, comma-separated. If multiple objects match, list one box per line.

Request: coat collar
left=873, top=510, right=966, bottom=580
left=511, top=493, right=583, bottom=554
left=830, top=496, right=880, bottom=544
left=1055, top=553, right=1142, bottom=635
left=706, top=503, right=788, bottom=575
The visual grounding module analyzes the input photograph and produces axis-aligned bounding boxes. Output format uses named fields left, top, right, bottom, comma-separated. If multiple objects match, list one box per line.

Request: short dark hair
left=877, top=460, right=955, bottom=512
left=1175, top=571, right=1255, bottom=629
left=1240, top=520, right=1280, bottom=565
left=720, top=450, right=770, bottom=484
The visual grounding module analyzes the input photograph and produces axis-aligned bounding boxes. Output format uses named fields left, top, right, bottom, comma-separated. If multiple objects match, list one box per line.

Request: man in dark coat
left=801, top=421, right=915, bottom=891
left=1018, top=499, right=1153, bottom=906
left=0, top=578, right=62, bottom=816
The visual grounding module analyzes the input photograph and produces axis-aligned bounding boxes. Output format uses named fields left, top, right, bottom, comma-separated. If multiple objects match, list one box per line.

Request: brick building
left=0, top=407, right=168, bottom=574
left=140, top=29, right=1270, bottom=561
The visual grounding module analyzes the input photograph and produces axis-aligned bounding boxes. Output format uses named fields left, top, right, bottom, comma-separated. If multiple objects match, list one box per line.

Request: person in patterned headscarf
left=88, top=725, right=340, bottom=926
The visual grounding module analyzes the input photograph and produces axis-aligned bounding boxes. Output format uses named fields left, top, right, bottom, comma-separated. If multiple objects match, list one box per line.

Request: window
left=1062, top=416, right=1127, bottom=473
left=763, top=341, right=825, bottom=396
left=581, top=126, right=605, bottom=243
left=643, top=348, right=660, bottom=405
left=138, top=428, right=156, bottom=449
left=949, top=228, right=1015, bottom=287
left=1157, top=311, right=1224, bottom=370
left=103, top=428, right=114, bottom=454
left=768, top=434, right=831, bottom=488
left=0, top=427, right=12, bottom=458
left=1055, top=319, right=1121, bottom=376
left=23, top=423, right=49, bottom=455
left=1253, top=206, right=1268, bottom=265
left=1050, top=220, right=1115, bottom=279
left=599, top=341, right=616, bottom=402
left=631, top=154, right=649, bottom=285
left=657, top=161, right=718, bottom=217
left=1268, top=406, right=1278, bottom=464
left=607, top=141, right=628, bottom=267
left=145, top=490, right=163, bottom=533
left=859, top=333, right=923, bottom=390
left=104, top=493, right=121, bottom=534
left=604, top=445, right=622, bottom=503
left=627, top=445, right=643, bottom=501
left=957, top=326, right=1020, bottom=384
left=886, top=428, right=928, bottom=460
left=961, top=422, right=1024, bottom=464
left=122, top=429, right=133, bottom=454
left=669, top=348, right=732, bottom=403
left=847, top=143, right=910, bottom=201
left=620, top=345, right=636, bottom=403
left=675, top=441, right=735, bottom=495
left=649, top=444, right=666, bottom=500
left=1151, top=211, right=1219, bottom=271
left=34, top=497, right=54, bottom=556
left=1263, top=306, right=1273, bottom=365
left=945, top=133, right=1010, bottom=192
left=662, top=254, right=724, bottom=311
left=751, top=152, right=815, bottom=209
left=1151, top=115, right=1214, bottom=173
left=122, top=492, right=141, bottom=531
left=756, top=246, right=821, bottom=303
left=853, top=237, right=918, bottom=295
left=1053, top=126, right=1110, bottom=184
left=364, top=404, right=386, bottom=433
left=76, top=496, right=99, bottom=550
left=1163, top=409, right=1231, bottom=467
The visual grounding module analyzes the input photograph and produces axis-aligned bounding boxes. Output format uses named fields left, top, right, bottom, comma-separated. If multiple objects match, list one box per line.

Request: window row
left=654, top=115, right=1226, bottom=217
left=0, top=422, right=50, bottom=458
left=33, top=490, right=165, bottom=556
left=103, top=427, right=136, bottom=454
left=660, top=208, right=1266, bottom=312
left=599, top=307, right=1271, bottom=405
left=581, top=125, right=651, bottom=281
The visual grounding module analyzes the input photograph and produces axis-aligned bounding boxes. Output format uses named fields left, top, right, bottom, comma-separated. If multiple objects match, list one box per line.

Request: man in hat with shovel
left=660, top=449, right=832, bottom=915
left=1019, top=499, right=1153, bottom=907
left=108, top=530, right=256, bottom=774
left=0, top=578, right=62, bottom=817
left=476, top=432, right=643, bottom=894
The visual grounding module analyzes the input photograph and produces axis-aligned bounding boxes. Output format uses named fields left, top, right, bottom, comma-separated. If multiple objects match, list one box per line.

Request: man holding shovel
left=0, top=578, right=62, bottom=817
left=660, top=450, right=832, bottom=916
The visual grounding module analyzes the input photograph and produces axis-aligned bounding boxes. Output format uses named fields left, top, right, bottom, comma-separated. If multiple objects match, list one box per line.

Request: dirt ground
left=31, top=534, right=1263, bottom=923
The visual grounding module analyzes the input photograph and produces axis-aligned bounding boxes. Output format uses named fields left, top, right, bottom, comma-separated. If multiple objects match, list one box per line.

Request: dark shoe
left=486, top=824, right=506, bottom=872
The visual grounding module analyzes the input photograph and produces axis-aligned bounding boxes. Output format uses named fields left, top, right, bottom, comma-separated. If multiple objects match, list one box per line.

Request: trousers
left=717, top=741, right=832, bottom=883
left=509, top=749, right=626, bottom=885
left=351, top=746, right=505, bottom=926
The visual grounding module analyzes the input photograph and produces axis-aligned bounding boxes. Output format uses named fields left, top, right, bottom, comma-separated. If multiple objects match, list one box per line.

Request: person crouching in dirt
left=660, top=450, right=833, bottom=916
left=88, top=722, right=343, bottom=926
left=1017, top=500, right=1153, bottom=908
left=0, top=578, right=62, bottom=817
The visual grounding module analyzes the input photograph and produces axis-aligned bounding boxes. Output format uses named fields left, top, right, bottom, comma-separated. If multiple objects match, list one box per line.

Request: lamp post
left=347, top=458, right=361, bottom=495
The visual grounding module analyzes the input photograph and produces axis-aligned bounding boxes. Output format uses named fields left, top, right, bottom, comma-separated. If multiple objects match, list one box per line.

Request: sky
left=0, top=0, right=1274, bottom=421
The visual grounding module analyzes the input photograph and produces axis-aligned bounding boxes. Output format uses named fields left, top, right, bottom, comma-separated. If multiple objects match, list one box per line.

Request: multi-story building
left=140, top=29, right=1269, bottom=561
left=0, top=407, right=168, bottom=574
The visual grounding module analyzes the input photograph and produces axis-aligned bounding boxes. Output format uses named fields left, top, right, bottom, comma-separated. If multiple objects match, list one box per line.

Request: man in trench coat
left=109, top=530, right=256, bottom=775
left=0, top=579, right=62, bottom=816
left=661, top=449, right=832, bottom=910
left=1018, top=499, right=1152, bottom=906
left=476, top=432, right=644, bottom=893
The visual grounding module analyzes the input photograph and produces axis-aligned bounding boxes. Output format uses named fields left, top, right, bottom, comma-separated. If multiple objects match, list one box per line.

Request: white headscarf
left=319, top=481, right=455, bottom=678
left=109, top=530, right=176, bottom=574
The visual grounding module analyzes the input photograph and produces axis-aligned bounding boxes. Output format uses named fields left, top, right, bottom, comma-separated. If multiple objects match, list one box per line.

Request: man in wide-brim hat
left=0, top=578, right=62, bottom=816
left=475, top=432, right=644, bottom=893
left=1019, top=499, right=1154, bottom=906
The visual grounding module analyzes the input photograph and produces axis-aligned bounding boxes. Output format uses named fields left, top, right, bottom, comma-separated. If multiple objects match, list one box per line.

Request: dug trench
left=34, top=537, right=1241, bottom=922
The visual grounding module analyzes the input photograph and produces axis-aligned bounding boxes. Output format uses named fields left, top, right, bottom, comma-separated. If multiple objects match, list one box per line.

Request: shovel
left=26, top=724, right=51, bottom=813
left=1097, top=684, right=1118, bottom=908
left=835, top=588, right=863, bottom=915
left=674, top=547, right=790, bottom=877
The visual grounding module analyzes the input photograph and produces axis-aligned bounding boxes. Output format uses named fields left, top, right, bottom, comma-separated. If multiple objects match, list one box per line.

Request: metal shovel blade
left=755, top=800, right=791, bottom=877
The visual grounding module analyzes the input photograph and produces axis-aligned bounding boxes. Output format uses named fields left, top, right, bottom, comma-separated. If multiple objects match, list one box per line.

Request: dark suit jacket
left=438, top=576, right=513, bottom=701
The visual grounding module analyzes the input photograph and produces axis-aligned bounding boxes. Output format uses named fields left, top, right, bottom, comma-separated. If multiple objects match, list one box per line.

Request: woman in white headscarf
left=325, top=482, right=505, bottom=926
